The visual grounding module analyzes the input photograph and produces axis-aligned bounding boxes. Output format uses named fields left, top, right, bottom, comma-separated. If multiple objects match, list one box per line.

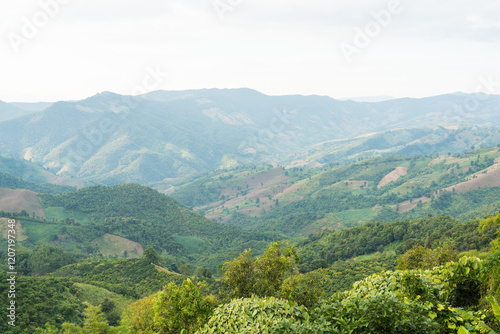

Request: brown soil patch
left=395, top=196, right=430, bottom=213
left=274, top=179, right=308, bottom=200
left=442, top=164, right=500, bottom=194
left=244, top=168, right=289, bottom=188
left=0, top=218, right=28, bottom=241
left=91, top=233, right=144, bottom=258
left=0, top=188, right=46, bottom=219
left=378, top=167, right=408, bottom=188
left=154, top=264, right=180, bottom=275
left=40, top=169, right=84, bottom=188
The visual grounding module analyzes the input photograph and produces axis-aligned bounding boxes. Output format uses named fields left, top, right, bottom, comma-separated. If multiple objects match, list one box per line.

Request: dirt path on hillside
left=378, top=167, right=408, bottom=188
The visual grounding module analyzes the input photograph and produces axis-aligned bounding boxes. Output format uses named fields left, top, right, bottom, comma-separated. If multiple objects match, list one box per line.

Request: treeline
left=0, top=242, right=84, bottom=276
left=297, top=215, right=498, bottom=266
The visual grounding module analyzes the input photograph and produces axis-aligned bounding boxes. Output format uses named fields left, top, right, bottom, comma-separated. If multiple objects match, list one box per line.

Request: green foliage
left=0, top=273, right=84, bottom=334
left=121, top=279, right=218, bottom=334
left=49, top=258, right=190, bottom=298
left=397, top=245, right=458, bottom=270
left=37, top=302, right=117, bottom=334
left=280, top=270, right=328, bottom=309
left=221, top=242, right=328, bottom=308
left=487, top=296, right=500, bottom=323
left=297, top=215, right=497, bottom=269
left=196, top=297, right=315, bottom=334
left=143, top=248, right=159, bottom=265
left=223, top=242, right=299, bottom=299
left=153, top=279, right=218, bottom=334
left=253, top=242, right=300, bottom=297
left=39, top=184, right=275, bottom=273
left=312, top=256, right=489, bottom=333
left=321, top=256, right=398, bottom=295
left=222, top=248, right=255, bottom=298
left=26, top=244, right=82, bottom=275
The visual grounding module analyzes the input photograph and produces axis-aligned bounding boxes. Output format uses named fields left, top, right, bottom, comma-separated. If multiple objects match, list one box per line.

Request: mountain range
left=1, top=89, right=500, bottom=186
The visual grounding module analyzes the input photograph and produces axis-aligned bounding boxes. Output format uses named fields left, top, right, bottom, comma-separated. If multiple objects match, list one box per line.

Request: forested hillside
left=169, top=147, right=500, bottom=238
left=2, top=184, right=275, bottom=273
left=1, top=147, right=500, bottom=332
left=0, top=211, right=495, bottom=334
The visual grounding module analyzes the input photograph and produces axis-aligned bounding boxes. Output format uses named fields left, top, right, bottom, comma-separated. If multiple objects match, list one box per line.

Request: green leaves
left=196, top=297, right=316, bottom=334
left=488, top=296, right=500, bottom=323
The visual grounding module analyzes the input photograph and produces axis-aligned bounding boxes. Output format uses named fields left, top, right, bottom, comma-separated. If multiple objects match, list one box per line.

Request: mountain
left=1, top=89, right=500, bottom=185
left=340, top=95, right=396, bottom=102
left=0, top=100, right=38, bottom=122
left=10, top=101, right=53, bottom=112
left=0, top=155, right=83, bottom=188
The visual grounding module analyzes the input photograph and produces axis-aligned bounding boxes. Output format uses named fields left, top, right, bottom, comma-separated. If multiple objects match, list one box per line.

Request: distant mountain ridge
left=1, top=88, right=500, bottom=185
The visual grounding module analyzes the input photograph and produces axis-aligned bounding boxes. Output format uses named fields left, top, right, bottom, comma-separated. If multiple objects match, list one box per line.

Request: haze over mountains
left=1, top=88, right=500, bottom=185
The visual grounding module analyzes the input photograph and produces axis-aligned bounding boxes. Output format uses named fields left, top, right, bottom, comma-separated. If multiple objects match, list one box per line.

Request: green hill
left=36, top=183, right=275, bottom=272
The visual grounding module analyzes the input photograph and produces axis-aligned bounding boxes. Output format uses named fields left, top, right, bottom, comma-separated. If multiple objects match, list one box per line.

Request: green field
left=173, top=235, right=206, bottom=253
left=44, top=206, right=91, bottom=224
left=21, top=220, right=64, bottom=244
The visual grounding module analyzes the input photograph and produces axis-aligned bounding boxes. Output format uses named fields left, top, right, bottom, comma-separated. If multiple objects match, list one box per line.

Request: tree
left=197, top=297, right=316, bottom=334
left=222, top=242, right=306, bottom=300
left=222, top=249, right=255, bottom=298
left=397, top=245, right=458, bottom=270
left=144, top=247, right=159, bottom=264
left=178, top=264, right=191, bottom=276
left=153, top=279, right=217, bottom=333
left=82, top=302, right=112, bottom=334
left=122, top=279, right=217, bottom=334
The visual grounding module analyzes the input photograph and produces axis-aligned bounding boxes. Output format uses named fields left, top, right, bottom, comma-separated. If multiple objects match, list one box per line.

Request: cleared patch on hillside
left=173, top=235, right=205, bottom=253
left=442, top=164, right=500, bottom=194
left=198, top=168, right=291, bottom=218
left=0, top=188, right=46, bottom=219
left=39, top=169, right=84, bottom=188
left=0, top=218, right=28, bottom=241
left=91, top=233, right=143, bottom=258
left=154, top=264, right=180, bottom=275
left=74, top=283, right=134, bottom=316
left=378, top=167, right=408, bottom=188
left=395, top=196, right=430, bottom=213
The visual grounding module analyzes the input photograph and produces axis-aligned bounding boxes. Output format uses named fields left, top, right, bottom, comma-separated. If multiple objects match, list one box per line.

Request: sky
left=1, top=0, right=500, bottom=102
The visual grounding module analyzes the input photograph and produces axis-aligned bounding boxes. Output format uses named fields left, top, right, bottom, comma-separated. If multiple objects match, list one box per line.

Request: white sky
left=1, top=0, right=499, bottom=102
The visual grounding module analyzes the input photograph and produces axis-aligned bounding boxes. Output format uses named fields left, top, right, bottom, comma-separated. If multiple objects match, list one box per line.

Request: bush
left=196, top=297, right=316, bottom=334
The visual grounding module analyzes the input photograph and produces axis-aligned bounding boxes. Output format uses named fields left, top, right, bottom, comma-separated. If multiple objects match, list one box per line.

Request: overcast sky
left=1, top=0, right=499, bottom=102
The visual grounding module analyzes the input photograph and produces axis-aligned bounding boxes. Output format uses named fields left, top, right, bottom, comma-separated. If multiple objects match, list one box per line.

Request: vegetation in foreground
left=10, top=212, right=497, bottom=333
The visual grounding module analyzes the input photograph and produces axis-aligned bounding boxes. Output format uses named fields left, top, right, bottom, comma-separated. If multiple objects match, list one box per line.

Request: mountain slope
left=1, top=89, right=500, bottom=185
left=35, top=184, right=276, bottom=271
left=170, top=146, right=500, bottom=237
left=0, top=100, right=38, bottom=122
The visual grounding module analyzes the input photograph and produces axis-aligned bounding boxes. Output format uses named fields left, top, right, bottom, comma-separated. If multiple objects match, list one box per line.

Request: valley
left=0, top=90, right=500, bottom=333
